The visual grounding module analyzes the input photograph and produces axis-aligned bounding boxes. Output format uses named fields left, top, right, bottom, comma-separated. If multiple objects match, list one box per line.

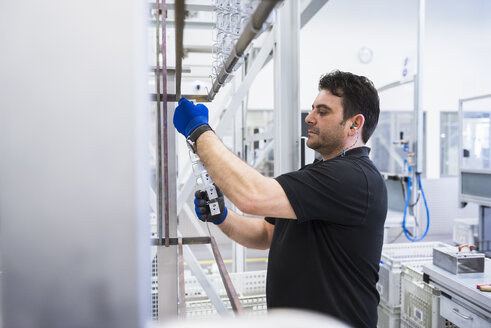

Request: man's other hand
left=194, top=186, right=228, bottom=225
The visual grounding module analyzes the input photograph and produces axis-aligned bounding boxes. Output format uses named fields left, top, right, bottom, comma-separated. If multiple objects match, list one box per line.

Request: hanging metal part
left=210, top=236, right=244, bottom=314
left=175, top=0, right=185, bottom=100
left=214, top=28, right=275, bottom=135
left=178, top=237, right=186, bottom=317
left=208, top=0, right=282, bottom=101
left=155, top=0, right=164, bottom=246
left=161, top=0, right=170, bottom=247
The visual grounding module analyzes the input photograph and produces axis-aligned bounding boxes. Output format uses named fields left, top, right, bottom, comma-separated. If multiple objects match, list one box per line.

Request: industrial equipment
left=433, top=246, right=485, bottom=274
left=458, top=94, right=491, bottom=256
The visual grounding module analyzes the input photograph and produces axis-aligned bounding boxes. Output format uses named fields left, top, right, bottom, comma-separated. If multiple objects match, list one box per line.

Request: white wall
left=247, top=0, right=491, bottom=180
left=248, top=0, right=491, bottom=112
left=0, top=0, right=150, bottom=326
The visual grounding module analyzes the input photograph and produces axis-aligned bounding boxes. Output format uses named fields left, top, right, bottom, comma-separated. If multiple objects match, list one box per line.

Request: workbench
left=423, top=258, right=491, bottom=327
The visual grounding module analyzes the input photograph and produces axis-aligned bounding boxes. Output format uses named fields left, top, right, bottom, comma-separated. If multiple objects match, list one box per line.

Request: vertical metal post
left=177, top=238, right=186, bottom=317
left=233, top=242, right=246, bottom=273
left=274, top=0, right=300, bottom=175
left=157, top=71, right=179, bottom=319
left=174, top=0, right=185, bottom=100
left=155, top=0, right=164, bottom=247
left=415, top=0, right=425, bottom=173
left=233, top=64, right=246, bottom=273
left=162, top=0, right=170, bottom=248
left=458, top=99, right=464, bottom=204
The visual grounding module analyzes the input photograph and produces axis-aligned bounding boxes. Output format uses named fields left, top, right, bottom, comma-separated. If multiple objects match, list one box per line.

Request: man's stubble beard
left=307, top=122, right=346, bottom=156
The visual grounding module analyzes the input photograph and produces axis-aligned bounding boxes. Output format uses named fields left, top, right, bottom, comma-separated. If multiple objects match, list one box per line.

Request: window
left=440, top=112, right=459, bottom=176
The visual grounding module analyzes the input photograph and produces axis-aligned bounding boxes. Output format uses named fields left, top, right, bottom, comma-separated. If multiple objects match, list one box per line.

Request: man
left=173, top=70, right=387, bottom=328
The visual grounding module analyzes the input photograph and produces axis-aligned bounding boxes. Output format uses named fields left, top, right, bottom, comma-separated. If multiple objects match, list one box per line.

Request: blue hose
left=402, top=172, right=430, bottom=241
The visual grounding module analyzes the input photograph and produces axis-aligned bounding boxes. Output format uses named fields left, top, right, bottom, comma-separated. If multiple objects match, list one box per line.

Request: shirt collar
left=339, top=146, right=370, bottom=158
left=311, top=146, right=370, bottom=166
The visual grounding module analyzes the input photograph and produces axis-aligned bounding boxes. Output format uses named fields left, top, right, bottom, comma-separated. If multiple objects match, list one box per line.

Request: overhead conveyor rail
left=150, top=0, right=327, bottom=103
left=208, top=0, right=282, bottom=101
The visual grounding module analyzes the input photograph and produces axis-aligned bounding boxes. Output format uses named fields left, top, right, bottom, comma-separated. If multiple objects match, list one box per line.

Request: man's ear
left=349, top=114, right=365, bottom=135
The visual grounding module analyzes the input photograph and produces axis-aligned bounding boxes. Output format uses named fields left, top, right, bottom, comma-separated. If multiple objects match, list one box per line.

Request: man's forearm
left=196, top=131, right=269, bottom=213
left=218, top=210, right=273, bottom=250
left=195, top=130, right=296, bottom=219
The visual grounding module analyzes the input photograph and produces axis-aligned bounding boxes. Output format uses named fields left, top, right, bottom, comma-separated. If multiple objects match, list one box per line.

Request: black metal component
left=151, top=236, right=212, bottom=246
left=423, top=272, right=429, bottom=284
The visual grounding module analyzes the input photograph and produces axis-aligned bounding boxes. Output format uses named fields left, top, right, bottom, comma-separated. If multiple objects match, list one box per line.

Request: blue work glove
left=173, top=98, right=209, bottom=138
left=194, top=186, right=228, bottom=225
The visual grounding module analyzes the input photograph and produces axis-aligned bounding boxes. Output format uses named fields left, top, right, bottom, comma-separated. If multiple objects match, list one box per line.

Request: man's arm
left=196, top=130, right=296, bottom=219
left=218, top=210, right=275, bottom=250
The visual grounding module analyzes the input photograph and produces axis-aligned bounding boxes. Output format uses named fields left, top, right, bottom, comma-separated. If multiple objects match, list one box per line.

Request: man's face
left=305, top=90, right=349, bottom=157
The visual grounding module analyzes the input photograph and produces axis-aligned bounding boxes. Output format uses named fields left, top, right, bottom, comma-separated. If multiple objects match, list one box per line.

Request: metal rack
left=151, top=0, right=330, bottom=321
left=150, top=0, right=282, bottom=320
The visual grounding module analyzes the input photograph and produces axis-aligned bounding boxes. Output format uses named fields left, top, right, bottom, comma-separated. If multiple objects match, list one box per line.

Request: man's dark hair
left=318, top=70, right=380, bottom=143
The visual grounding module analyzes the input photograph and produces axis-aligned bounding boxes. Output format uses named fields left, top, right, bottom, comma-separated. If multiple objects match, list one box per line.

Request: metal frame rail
left=155, top=0, right=164, bottom=249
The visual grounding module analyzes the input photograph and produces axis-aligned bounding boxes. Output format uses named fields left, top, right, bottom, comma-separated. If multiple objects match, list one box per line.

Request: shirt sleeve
left=275, top=159, right=369, bottom=226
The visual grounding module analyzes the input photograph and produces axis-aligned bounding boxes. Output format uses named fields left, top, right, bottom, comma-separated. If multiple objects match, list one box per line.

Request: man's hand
left=194, top=186, right=228, bottom=225
left=173, top=98, right=209, bottom=138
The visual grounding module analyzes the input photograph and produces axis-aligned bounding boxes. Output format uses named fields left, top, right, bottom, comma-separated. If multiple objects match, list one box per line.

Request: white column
left=274, top=0, right=301, bottom=175
left=425, top=110, right=441, bottom=179
left=415, top=0, right=426, bottom=173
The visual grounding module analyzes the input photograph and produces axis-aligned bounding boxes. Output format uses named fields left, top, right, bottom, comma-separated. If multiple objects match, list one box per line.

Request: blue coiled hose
left=402, top=171, right=430, bottom=241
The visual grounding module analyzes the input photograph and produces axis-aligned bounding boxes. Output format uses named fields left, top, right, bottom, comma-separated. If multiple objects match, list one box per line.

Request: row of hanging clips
left=210, top=0, right=273, bottom=87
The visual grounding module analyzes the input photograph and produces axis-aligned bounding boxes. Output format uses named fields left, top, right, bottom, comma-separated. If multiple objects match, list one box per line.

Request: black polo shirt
left=265, top=147, right=387, bottom=328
